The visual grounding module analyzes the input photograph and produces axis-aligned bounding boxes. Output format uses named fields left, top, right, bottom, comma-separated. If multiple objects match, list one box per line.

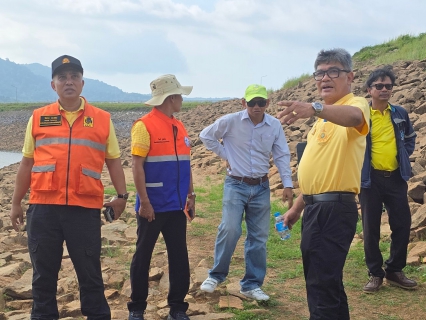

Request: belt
left=371, top=168, right=397, bottom=178
left=228, top=174, right=268, bottom=185
left=303, top=192, right=356, bottom=205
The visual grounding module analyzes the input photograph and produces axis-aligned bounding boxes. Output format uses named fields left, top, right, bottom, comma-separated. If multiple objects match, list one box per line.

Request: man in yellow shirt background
left=277, top=48, right=370, bottom=319
left=360, top=67, right=417, bottom=293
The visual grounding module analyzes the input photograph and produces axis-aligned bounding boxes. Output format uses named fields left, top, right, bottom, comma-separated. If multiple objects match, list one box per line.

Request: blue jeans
left=209, top=176, right=271, bottom=291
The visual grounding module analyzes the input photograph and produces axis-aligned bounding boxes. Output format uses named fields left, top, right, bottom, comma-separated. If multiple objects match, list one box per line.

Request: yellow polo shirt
left=131, top=120, right=151, bottom=157
left=298, top=93, right=370, bottom=195
left=22, top=98, right=120, bottom=159
left=370, top=105, right=398, bottom=171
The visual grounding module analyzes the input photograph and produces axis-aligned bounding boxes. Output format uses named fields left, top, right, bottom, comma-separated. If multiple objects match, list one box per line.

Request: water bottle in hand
left=274, top=212, right=291, bottom=240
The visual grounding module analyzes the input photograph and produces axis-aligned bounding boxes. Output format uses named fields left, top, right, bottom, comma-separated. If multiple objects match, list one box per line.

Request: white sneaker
left=240, top=288, right=270, bottom=301
left=200, top=277, right=219, bottom=293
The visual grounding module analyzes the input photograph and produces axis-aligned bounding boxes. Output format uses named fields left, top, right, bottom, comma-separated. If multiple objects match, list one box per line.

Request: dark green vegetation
left=0, top=101, right=211, bottom=112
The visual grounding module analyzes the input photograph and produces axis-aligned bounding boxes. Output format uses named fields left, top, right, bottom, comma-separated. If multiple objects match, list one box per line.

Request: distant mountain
left=0, top=58, right=230, bottom=103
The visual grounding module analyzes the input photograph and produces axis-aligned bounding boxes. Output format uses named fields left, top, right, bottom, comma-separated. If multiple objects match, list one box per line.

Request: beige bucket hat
left=145, top=74, right=193, bottom=106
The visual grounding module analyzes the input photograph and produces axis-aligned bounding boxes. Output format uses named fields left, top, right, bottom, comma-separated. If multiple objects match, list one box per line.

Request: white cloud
left=0, top=0, right=426, bottom=97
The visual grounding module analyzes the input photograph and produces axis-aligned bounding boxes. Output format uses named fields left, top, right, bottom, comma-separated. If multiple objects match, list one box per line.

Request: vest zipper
left=172, top=125, right=182, bottom=209
left=65, top=124, right=73, bottom=205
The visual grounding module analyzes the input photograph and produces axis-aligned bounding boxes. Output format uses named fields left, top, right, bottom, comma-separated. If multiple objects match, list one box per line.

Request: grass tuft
left=281, top=73, right=311, bottom=90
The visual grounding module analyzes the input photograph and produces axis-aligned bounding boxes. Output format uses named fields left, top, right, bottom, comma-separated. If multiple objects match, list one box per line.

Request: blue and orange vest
left=30, top=99, right=110, bottom=209
left=134, top=108, right=191, bottom=213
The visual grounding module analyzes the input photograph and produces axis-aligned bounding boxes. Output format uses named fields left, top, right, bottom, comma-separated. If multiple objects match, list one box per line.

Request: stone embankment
left=1, top=59, right=426, bottom=319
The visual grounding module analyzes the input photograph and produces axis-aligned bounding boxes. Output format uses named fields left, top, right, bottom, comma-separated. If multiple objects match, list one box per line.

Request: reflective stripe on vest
left=32, top=164, right=55, bottom=172
left=35, top=137, right=106, bottom=152
left=145, top=155, right=191, bottom=162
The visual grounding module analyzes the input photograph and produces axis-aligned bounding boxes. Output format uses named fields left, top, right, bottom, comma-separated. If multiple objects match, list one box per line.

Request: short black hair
left=366, top=67, right=396, bottom=88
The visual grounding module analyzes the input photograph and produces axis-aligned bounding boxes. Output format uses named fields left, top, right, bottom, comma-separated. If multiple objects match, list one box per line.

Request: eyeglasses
left=370, top=83, right=393, bottom=90
left=313, top=68, right=350, bottom=81
left=247, top=99, right=267, bottom=107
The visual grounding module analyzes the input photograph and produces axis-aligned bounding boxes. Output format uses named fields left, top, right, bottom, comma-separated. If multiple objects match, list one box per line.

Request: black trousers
left=26, top=204, right=110, bottom=320
left=360, top=169, right=411, bottom=278
left=301, top=200, right=358, bottom=320
left=127, top=210, right=189, bottom=314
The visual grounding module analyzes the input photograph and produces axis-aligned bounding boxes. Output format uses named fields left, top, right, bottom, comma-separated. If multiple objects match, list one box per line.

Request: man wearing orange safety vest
left=128, top=75, right=194, bottom=320
left=9, top=55, right=127, bottom=320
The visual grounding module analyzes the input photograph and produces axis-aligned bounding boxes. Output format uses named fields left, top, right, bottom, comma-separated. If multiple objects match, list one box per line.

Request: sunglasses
left=247, top=99, right=267, bottom=107
left=370, top=83, right=393, bottom=90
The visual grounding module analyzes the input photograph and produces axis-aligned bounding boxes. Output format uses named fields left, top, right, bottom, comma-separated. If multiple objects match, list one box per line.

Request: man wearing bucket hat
left=199, top=84, right=293, bottom=301
left=127, top=74, right=195, bottom=320
left=10, top=55, right=127, bottom=320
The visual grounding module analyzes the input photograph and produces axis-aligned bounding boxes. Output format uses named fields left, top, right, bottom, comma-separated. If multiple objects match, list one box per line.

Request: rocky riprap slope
left=1, top=59, right=426, bottom=319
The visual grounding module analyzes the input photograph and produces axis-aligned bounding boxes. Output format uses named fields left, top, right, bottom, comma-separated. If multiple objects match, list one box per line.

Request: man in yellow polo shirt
left=360, top=68, right=417, bottom=293
left=277, top=48, right=370, bottom=319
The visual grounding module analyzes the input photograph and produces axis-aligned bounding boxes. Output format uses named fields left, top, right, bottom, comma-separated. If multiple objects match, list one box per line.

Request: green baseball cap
left=244, top=84, right=268, bottom=102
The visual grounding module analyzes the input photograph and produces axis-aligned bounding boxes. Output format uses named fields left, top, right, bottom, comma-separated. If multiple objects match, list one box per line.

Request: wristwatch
left=311, top=102, right=323, bottom=116
left=117, top=193, right=129, bottom=200
left=187, top=192, right=196, bottom=198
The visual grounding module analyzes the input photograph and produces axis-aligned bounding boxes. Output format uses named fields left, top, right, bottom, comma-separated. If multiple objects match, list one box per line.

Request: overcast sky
left=1, top=0, right=425, bottom=98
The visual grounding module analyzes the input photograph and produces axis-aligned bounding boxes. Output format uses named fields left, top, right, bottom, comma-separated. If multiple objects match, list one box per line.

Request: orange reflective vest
left=134, top=108, right=191, bottom=213
left=30, top=99, right=110, bottom=209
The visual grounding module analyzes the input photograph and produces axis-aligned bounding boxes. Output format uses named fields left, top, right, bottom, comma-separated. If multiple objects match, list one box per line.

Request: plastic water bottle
left=274, top=212, right=291, bottom=240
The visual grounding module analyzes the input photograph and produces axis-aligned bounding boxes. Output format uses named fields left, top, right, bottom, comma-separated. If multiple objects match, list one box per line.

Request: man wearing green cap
left=199, top=84, right=293, bottom=301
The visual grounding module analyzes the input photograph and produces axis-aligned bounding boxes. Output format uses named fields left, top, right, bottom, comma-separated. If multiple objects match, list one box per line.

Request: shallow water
left=0, top=151, right=22, bottom=169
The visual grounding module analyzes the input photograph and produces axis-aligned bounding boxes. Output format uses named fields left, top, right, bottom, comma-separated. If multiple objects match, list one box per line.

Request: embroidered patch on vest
left=39, top=115, right=62, bottom=127
left=84, top=116, right=94, bottom=127
left=154, top=137, right=170, bottom=144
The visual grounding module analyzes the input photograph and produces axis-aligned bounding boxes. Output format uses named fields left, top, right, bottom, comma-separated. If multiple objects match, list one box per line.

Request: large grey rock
left=407, top=181, right=425, bottom=201
left=411, top=204, right=426, bottom=229
left=4, top=268, right=32, bottom=299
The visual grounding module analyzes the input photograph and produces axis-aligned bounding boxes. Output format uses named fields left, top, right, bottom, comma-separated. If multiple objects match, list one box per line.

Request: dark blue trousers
left=26, top=204, right=110, bottom=320
left=128, top=211, right=189, bottom=315
left=301, top=200, right=358, bottom=320
left=360, top=169, right=411, bottom=278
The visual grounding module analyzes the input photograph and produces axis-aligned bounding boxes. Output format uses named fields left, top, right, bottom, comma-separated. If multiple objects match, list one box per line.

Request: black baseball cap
left=51, top=55, right=84, bottom=78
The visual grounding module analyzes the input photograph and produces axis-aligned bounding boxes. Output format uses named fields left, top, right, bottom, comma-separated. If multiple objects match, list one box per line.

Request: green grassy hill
left=353, top=33, right=426, bottom=66
left=281, top=33, right=426, bottom=90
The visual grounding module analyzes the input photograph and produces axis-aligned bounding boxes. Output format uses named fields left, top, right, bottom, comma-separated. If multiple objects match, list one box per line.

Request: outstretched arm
left=277, top=100, right=364, bottom=130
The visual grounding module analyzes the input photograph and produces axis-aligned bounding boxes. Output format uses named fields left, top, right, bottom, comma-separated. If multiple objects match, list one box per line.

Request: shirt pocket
left=77, top=164, right=103, bottom=196
left=31, top=161, right=57, bottom=191
left=260, top=134, right=275, bottom=153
